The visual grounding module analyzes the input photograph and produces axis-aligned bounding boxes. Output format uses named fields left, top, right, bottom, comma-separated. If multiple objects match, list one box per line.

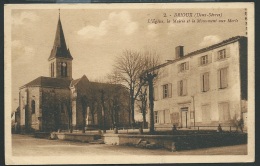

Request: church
left=16, top=13, right=130, bottom=133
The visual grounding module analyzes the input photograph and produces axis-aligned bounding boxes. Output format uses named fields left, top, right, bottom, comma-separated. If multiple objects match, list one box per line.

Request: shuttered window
left=201, top=104, right=211, bottom=122
left=214, top=47, right=230, bottom=61
left=153, top=86, right=158, bottom=101
left=51, top=62, right=55, bottom=77
left=31, top=100, right=35, bottom=114
left=201, top=55, right=208, bottom=65
left=178, top=62, right=189, bottom=72
left=171, top=112, right=179, bottom=124
left=154, top=111, right=159, bottom=124
left=217, top=49, right=226, bottom=60
left=164, top=110, right=171, bottom=124
left=162, top=83, right=172, bottom=99
left=159, top=110, right=164, bottom=124
left=178, top=79, right=187, bottom=96
left=218, top=102, right=230, bottom=122
left=201, top=72, right=210, bottom=92
left=218, top=68, right=228, bottom=89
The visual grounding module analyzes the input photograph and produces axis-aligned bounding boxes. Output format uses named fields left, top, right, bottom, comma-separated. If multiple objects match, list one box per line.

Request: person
left=172, top=125, right=177, bottom=134
left=238, top=118, right=244, bottom=132
left=217, top=124, right=222, bottom=132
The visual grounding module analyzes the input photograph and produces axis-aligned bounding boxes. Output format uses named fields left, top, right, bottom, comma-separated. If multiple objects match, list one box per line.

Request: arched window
left=61, top=62, right=67, bottom=77
left=31, top=100, right=35, bottom=114
left=51, top=62, right=55, bottom=77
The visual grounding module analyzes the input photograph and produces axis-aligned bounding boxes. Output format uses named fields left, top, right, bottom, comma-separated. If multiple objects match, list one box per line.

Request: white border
left=4, top=3, right=255, bottom=164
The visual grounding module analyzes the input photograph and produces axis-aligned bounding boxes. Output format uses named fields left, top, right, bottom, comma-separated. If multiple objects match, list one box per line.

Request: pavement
left=12, top=134, right=247, bottom=156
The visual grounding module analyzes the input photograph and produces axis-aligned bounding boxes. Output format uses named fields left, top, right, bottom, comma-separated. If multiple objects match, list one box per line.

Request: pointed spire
left=48, top=10, right=73, bottom=61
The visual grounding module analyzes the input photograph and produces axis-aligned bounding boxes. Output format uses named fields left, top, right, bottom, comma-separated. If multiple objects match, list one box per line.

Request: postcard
left=4, top=3, right=255, bottom=164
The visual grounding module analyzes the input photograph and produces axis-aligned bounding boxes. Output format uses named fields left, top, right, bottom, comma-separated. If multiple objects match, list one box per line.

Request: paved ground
left=12, top=134, right=247, bottom=156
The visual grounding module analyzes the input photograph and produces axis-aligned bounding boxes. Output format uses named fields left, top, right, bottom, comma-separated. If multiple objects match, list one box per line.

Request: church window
left=31, top=100, right=35, bottom=114
left=61, top=62, right=67, bottom=77
left=51, top=62, right=54, bottom=77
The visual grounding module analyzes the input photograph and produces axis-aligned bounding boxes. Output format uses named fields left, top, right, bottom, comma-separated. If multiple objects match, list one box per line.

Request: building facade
left=150, top=36, right=247, bottom=129
left=17, top=14, right=130, bottom=133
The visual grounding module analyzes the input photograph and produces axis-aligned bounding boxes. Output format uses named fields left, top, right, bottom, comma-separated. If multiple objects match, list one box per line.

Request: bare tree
left=80, top=95, right=88, bottom=133
left=137, top=87, right=148, bottom=129
left=139, top=50, right=161, bottom=134
left=64, top=98, right=72, bottom=133
left=113, top=50, right=145, bottom=125
left=113, top=49, right=160, bottom=126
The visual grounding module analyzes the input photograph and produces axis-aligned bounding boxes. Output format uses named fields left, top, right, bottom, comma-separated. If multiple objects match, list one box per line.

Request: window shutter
left=217, top=70, right=221, bottom=89
left=205, top=72, right=209, bottom=91
left=225, top=46, right=231, bottom=58
left=161, top=85, right=164, bottom=99
left=186, top=62, right=189, bottom=70
left=154, top=86, right=158, bottom=101
left=177, top=81, right=180, bottom=96
left=208, top=53, right=212, bottom=63
left=159, top=111, right=164, bottom=124
left=198, top=57, right=201, bottom=66
left=165, top=110, right=170, bottom=123
left=222, top=68, right=228, bottom=88
left=183, top=79, right=187, bottom=95
left=168, top=83, right=172, bottom=98
left=224, top=102, right=230, bottom=120
left=214, top=51, right=218, bottom=61
left=200, top=74, right=204, bottom=92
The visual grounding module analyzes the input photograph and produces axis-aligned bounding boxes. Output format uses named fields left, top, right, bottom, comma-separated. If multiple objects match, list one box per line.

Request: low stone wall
left=102, top=132, right=247, bottom=151
left=34, top=132, right=51, bottom=139
left=55, top=133, right=101, bottom=143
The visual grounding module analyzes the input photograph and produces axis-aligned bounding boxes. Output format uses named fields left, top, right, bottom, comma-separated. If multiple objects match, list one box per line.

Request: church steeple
left=48, top=11, right=73, bottom=61
left=49, top=11, right=73, bottom=80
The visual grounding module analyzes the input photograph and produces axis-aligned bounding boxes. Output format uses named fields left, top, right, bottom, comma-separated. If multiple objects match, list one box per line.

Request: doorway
left=181, top=107, right=188, bottom=128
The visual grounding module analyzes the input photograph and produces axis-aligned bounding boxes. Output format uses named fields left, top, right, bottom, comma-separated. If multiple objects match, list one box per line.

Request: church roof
left=70, top=75, right=89, bottom=87
left=48, top=15, right=73, bottom=60
left=20, top=76, right=71, bottom=89
left=71, top=75, right=127, bottom=92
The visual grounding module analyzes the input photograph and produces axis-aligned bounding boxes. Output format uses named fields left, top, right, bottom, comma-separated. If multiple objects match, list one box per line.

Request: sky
left=10, top=7, right=246, bottom=112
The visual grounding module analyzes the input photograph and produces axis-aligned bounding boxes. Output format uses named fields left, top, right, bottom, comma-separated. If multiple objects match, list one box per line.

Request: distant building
left=17, top=14, right=130, bottom=133
left=148, top=36, right=247, bottom=129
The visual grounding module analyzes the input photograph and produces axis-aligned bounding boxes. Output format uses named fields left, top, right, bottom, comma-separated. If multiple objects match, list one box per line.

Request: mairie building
left=150, top=36, right=247, bottom=129
left=16, top=14, right=130, bottom=133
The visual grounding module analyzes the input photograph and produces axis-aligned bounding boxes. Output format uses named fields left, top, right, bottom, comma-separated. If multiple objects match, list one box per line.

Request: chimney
left=175, top=46, right=184, bottom=59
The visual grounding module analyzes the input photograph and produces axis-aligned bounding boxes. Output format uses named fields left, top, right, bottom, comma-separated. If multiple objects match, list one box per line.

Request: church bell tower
left=48, top=10, right=73, bottom=80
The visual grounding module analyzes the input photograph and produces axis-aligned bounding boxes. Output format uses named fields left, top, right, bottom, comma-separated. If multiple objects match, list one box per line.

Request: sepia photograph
left=4, top=3, right=254, bottom=164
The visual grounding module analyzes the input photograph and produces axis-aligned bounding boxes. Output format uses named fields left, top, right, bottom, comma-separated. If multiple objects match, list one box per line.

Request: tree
left=113, top=50, right=143, bottom=125
left=80, top=95, right=88, bottom=133
left=100, top=89, right=106, bottom=132
left=139, top=50, right=160, bottom=134
left=137, top=87, right=148, bottom=129
left=113, top=49, right=160, bottom=126
left=64, top=98, right=73, bottom=133
left=88, top=84, right=99, bottom=125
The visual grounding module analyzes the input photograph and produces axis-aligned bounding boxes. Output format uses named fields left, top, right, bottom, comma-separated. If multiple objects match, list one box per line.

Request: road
left=12, top=134, right=247, bottom=156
